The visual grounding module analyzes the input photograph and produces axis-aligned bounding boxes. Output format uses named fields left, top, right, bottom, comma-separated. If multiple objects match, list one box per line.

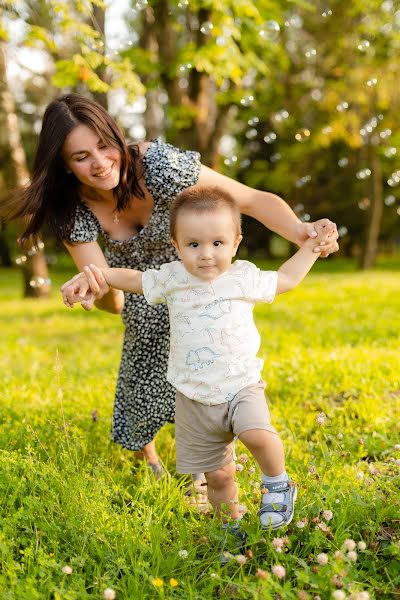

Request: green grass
left=0, top=264, right=399, bottom=599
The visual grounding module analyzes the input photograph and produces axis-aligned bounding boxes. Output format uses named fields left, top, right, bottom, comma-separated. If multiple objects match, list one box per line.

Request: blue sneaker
left=259, top=479, right=297, bottom=530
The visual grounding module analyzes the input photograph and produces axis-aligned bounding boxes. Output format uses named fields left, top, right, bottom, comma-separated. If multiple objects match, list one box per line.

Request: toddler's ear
left=171, top=238, right=180, bottom=256
left=232, top=234, right=243, bottom=256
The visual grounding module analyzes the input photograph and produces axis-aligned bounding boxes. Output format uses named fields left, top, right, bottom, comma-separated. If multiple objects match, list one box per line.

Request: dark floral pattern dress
left=68, top=139, right=201, bottom=450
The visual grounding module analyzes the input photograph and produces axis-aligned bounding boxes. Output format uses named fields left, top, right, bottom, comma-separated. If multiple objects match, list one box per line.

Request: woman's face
left=62, top=124, right=122, bottom=191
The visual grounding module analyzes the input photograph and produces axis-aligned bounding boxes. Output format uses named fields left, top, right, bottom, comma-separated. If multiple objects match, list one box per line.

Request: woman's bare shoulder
left=136, top=141, right=151, bottom=157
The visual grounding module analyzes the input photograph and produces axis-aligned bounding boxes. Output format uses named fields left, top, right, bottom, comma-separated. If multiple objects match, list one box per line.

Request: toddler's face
left=171, top=208, right=242, bottom=281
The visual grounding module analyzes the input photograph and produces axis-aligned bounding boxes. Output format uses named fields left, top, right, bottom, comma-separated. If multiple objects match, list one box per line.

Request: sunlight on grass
left=0, top=266, right=399, bottom=599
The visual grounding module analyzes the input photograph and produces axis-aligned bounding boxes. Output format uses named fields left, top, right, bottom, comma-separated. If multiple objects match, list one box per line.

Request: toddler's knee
left=206, top=464, right=235, bottom=490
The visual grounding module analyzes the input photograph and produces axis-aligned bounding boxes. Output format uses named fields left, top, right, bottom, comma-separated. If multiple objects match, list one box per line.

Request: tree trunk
left=0, top=221, right=12, bottom=266
left=91, top=4, right=108, bottom=110
left=358, top=144, right=383, bottom=270
left=0, top=40, right=50, bottom=297
left=140, top=6, right=164, bottom=140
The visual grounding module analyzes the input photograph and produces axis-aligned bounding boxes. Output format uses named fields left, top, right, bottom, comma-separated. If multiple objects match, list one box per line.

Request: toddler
left=62, top=185, right=332, bottom=534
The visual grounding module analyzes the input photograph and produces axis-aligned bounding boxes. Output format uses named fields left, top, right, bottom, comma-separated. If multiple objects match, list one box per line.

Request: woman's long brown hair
left=3, top=93, right=144, bottom=246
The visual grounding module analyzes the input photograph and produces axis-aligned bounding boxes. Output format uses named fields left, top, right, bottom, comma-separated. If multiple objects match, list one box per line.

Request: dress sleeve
left=67, top=203, right=100, bottom=243
left=142, top=138, right=201, bottom=203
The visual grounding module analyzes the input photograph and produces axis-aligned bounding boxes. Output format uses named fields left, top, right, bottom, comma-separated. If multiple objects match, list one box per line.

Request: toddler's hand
left=309, top=221, right=336, bottom=253
left=61, top=270, right=95, bottom=309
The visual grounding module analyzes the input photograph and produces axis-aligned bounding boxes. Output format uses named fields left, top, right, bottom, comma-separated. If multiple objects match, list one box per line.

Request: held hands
left=60, top=264, right=109, bottom=310
left=298, top=219, right=339, bottom=257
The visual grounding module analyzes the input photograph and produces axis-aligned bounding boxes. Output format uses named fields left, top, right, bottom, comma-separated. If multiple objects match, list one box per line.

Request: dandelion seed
left=62, top=565, right=73, bottom=575
left=317, top=553, right=329, bottom=565
left=152, top=578, right=164, bottom=587
left=343, top=539, right=356, bottom=551
left=170, top=578, right=179, bottom=587
left=178, top=549, right=188, bottom=559
left=347, top=550, right=358, bottom=561
left=323, top=510, right=333, bottom=521
left=316, top=412, right=327, bottom=425
left=332, top=591, right=346, bottom=600
left=272, top=564, right=286, bottom=579
left=235, top=554, right=247, bottom=565
left=358, top=541, right=367, bottom=551
left=256, top=568, right=268, bottom=579
left=103, top=589, right=116, bottom=600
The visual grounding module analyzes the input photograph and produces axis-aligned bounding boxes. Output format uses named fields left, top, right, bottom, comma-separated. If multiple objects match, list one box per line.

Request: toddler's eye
left=213, top=241, right=222, bottom=246
left=189, top=242, right=198, bottom=248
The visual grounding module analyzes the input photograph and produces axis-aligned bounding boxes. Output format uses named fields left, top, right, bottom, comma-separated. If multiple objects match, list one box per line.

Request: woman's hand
left=60, top=264, right=110, bottom=310
left=297, top=219, right=339, bottom=257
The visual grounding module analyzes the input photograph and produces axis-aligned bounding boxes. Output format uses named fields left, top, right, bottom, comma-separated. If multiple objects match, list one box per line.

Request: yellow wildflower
left=152, top=578, right=164, bottom=587
left=170, top=578, right=179, bottom=587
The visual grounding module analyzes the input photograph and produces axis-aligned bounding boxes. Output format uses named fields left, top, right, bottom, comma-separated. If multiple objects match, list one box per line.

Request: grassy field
left=0, top=262, right=399, bottom=599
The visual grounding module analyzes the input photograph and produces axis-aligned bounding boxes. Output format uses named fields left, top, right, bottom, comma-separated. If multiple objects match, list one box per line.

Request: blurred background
left=1, top=0, right=399, bottom=298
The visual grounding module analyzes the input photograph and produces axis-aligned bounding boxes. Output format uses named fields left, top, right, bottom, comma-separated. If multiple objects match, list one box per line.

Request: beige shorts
left=175, top=381, right=278, bottom=474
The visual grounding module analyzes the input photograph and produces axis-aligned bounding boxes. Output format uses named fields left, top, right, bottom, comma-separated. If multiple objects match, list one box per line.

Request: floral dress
left=68, top=139, right=201, bottom=450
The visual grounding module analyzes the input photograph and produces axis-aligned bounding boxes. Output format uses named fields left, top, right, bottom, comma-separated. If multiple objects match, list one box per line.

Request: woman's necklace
left=113, top=212, right=120, bottom=225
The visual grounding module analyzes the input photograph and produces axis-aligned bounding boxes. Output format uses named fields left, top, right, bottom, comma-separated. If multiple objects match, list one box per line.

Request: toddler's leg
left=239, top=429, right=296, bottom=529
left=239, top=429, right=284, bottom=475
left=205, top=462, right=240, bottom=520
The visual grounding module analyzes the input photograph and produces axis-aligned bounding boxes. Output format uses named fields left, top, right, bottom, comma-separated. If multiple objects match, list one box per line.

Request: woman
left=10, top=93, right=338, bottom=482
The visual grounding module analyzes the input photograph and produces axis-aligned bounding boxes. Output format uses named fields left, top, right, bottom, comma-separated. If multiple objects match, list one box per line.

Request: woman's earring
left=66, top=169, right=72, bottom=174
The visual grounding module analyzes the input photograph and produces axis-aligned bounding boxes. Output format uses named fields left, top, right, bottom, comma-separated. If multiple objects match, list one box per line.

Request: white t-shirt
left=142, top=260, right=277, bottom=405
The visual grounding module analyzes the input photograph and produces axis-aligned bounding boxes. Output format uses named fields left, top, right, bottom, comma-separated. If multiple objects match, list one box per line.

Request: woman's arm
left=62, top=241, right=124, bottom=313
left=197, top=165, right=339, bottom=255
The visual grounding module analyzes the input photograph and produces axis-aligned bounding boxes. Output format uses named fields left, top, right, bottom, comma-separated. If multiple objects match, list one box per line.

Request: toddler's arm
left=61, top=265, right=143, bottom=308
left=88, top=264, right=144, bottom=295
left=276, top=222, right=333, bottom=294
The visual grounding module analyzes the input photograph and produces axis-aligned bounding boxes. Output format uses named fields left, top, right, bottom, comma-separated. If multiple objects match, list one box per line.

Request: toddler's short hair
left=170, top=185, right=242, bottom=240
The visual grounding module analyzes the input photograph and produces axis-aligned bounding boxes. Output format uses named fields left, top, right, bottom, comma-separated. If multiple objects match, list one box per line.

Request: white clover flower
left=358, top=541, right=367, bottom=551
left=343, top=539, right=356, bottom=551
left=103, top=589, right=116, bottom=600
left=272, top=564, right=286, bottom=579
left=178, top=549, right=188, bottom=559
left=235, top=463, right=244, bottom=472
left=317, top=553, right=329, bottom=565
left=62, top=565, right=73, bottom=575
left=248, top=466, right=256, bottom=474
left=350, top=592, right=370, bottom=600
left=332, top=591, right=346, bottom=600
left=356, top=471, right=364, bottom=480
left=296, top=520, right=307, bottom=529
left=235, top=554, right=247, bottom=565
left=323, top=510, right=333, bottom=521
left=347, top=550, right=358, bottom=561
left=316, top=412, right=327, bottom=425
